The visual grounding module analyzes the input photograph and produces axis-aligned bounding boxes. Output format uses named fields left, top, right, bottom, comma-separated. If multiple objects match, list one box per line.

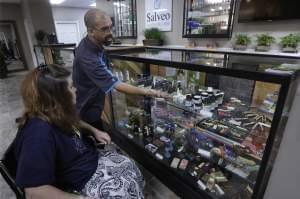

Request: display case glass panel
left=183, top=0, right=236, bottom=38
left=108, top=48, right=300, bottom=199
left=113, top=0, right=137, bottom=38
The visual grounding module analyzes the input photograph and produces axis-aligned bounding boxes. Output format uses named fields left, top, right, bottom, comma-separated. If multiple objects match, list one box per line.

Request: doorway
left=55, top=21, right=80, bottom=45
left=0, top=20, right=27, bottom=72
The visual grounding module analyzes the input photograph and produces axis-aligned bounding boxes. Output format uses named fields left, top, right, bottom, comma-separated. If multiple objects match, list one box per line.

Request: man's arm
left=115, top=82, right=162, bottom=97
left=25, top=185, right=90, bottom=199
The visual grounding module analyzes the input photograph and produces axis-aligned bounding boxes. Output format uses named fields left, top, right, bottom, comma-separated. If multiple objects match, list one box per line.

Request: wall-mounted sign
left=145, top=0, right=172, bottom=31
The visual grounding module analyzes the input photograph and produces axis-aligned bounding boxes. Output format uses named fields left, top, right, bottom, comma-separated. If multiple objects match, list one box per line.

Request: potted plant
left=280, top=33, right=300, bottom=53
left=255, top=34, right=275, bottom=52
left=233, top=34, right=251, bottom=50
left=0, top=49, right=7, bottom=78
left=35, top=30, right=47, bottom=44
left=143, top=28, right=164, bottom=46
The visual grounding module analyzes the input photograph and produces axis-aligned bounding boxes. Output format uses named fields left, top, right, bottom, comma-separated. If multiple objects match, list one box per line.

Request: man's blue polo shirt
left=73, top=37, right=120, bottom=123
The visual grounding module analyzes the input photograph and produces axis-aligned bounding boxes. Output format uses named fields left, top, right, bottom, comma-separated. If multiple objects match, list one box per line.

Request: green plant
left=144, top=28, right=163, bottom=40
left=256, top=34, right=275, bottom=46
left=280, top=33, right=300, bottom=48
left=35, top=30, right=47, bottom=44
left=234, top=34, right=251, bottom=46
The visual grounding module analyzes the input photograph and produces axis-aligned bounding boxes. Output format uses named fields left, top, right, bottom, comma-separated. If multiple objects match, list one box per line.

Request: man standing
left=73, top=9, right=162, bottom=130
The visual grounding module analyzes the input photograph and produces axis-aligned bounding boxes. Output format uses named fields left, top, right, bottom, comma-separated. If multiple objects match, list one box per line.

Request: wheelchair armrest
left=0, top=160, right=25, bottom=199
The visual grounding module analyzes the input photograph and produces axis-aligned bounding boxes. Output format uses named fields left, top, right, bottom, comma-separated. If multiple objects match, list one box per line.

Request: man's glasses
left=93, top=26, right=113, bottom=33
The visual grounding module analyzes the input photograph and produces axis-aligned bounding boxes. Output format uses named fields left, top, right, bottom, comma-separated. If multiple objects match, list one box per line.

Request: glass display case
left=107, top=47, right=300, bottom=199
left=113, top=0, right=137, bottom=39
left=183, top=0, right=236, bottom=38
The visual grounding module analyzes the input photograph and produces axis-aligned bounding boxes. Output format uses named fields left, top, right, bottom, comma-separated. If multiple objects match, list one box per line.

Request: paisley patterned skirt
left=81, top=150, right=145, bottom=199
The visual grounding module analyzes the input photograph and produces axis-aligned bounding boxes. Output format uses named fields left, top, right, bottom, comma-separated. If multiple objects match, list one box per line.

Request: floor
left=0, top=70, right=180, bottom=199
left=0, top=71, right=24, bottom=199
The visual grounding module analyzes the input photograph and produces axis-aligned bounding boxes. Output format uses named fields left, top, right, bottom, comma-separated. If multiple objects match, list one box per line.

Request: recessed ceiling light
left=90, top=2, right=96, bottom=7
left=50, top=0, right=65, bottom=5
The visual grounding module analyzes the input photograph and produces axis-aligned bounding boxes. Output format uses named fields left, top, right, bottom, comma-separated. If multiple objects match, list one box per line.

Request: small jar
left=194, top=102, right=202, bottom=113
left=216, top=92, right=225, bottom=105
left=184, top=94, right=193, bottom=107
left=193, top=95, right=202, bottom=104
left=201, top=92, right=208, bottom=99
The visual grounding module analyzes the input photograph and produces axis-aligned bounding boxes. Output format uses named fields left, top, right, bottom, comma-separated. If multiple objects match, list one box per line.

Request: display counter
left=106, top=47, right=300, bottom=199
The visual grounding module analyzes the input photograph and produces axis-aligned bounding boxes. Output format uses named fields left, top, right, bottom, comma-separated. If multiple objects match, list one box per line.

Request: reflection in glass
left=113, top=0, right=137, bottom=38
left=183, top=0, right=235, bottom=37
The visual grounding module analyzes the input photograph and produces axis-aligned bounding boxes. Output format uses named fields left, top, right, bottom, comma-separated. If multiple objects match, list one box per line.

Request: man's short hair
left=84, top=8, right=107, bottom=31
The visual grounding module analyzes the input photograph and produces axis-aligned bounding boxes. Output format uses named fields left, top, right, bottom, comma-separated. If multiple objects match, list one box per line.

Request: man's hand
left=93, top=130, right=111, bottom=144
left=146, top=89, right=170, bottom=99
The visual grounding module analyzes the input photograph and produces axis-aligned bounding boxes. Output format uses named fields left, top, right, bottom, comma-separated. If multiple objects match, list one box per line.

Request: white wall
left=97, top=0, right=300, bottom=48
left=52, top=6, right=88, bottom=40
left=27, top=0, right=56, bottom=35
left=98, top=0, right=114, bottom=17
left=263, top=81, right=300, bottom=199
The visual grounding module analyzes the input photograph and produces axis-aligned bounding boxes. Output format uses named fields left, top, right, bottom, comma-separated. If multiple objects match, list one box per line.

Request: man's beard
left=103, top=35, right=113, bottom=46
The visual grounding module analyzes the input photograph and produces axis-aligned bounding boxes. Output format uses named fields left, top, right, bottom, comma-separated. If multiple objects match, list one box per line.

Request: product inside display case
left=108, top=49, right=299, bottom=199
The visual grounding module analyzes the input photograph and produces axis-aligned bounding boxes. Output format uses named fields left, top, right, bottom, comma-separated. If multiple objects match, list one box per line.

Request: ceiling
left=0, top=0, right=20, bottom=3
left=0, top=0, right=97, bottom=8
left=51, top=0, right=96, bottom=8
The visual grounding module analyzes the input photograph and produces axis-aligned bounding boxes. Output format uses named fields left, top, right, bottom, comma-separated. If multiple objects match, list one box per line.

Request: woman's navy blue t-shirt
left=14, top=118, right=98, bottom=191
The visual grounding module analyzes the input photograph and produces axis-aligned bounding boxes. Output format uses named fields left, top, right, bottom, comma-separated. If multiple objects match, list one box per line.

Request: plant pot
left=234, top=45, right=247, bottom=51
left=255, top=45, right=271, bottom=52
left=282, top=47, right=298, bottom=53
left=143, top=39, right=163, bottom=46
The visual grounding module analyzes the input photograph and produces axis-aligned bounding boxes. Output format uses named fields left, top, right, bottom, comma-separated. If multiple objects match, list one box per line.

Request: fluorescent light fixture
left=210, top=8, right=215, bottom=12
left=50, top=0, right=65, bottom=5
left=90, top=2, right=96, bottom=7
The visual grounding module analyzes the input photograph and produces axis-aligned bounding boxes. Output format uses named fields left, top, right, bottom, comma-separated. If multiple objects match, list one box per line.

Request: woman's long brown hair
left=19, top=64, right=79, bottom=133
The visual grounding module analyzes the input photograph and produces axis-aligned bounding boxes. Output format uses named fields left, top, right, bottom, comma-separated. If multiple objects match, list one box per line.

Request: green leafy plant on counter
left=35, top=30, right=47, bottom=44
left=143, top=28, right=164, bottom=46
left=144, top=28, right=163, bottom=40
left=234, top=34, right=251, bottom=46
left=280, top=33, right=300, bottom=48
left=233, top=34, right=251, bottom=50
left=256, top=34, right=275, bottom=47
left=255, top=34, right=275, bottom=51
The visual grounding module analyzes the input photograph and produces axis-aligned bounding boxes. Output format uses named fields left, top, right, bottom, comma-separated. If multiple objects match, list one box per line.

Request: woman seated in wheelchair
left=14, top=65, right=144, bottom=199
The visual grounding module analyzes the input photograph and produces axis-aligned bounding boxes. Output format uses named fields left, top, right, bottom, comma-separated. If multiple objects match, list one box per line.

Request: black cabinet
left=183, top=0, right=237, bottom=38
left=107, top=47, right=300, bottom=199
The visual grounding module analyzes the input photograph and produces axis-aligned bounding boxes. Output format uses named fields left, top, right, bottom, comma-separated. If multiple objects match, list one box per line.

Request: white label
left=145, top=0, right=173, bottom=31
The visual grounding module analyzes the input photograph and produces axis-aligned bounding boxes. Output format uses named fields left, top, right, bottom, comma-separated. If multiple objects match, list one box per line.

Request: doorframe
left=54, top=20, right=81, bottom=44
left=0, top=20, right=28, bottom=70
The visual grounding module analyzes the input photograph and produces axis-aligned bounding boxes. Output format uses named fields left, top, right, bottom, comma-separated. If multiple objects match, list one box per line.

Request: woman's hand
left=93, top=130, right=111, bottom=144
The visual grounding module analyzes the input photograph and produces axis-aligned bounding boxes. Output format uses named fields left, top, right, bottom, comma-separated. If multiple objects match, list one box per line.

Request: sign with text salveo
left=145, top=0, right=172, bottom=31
